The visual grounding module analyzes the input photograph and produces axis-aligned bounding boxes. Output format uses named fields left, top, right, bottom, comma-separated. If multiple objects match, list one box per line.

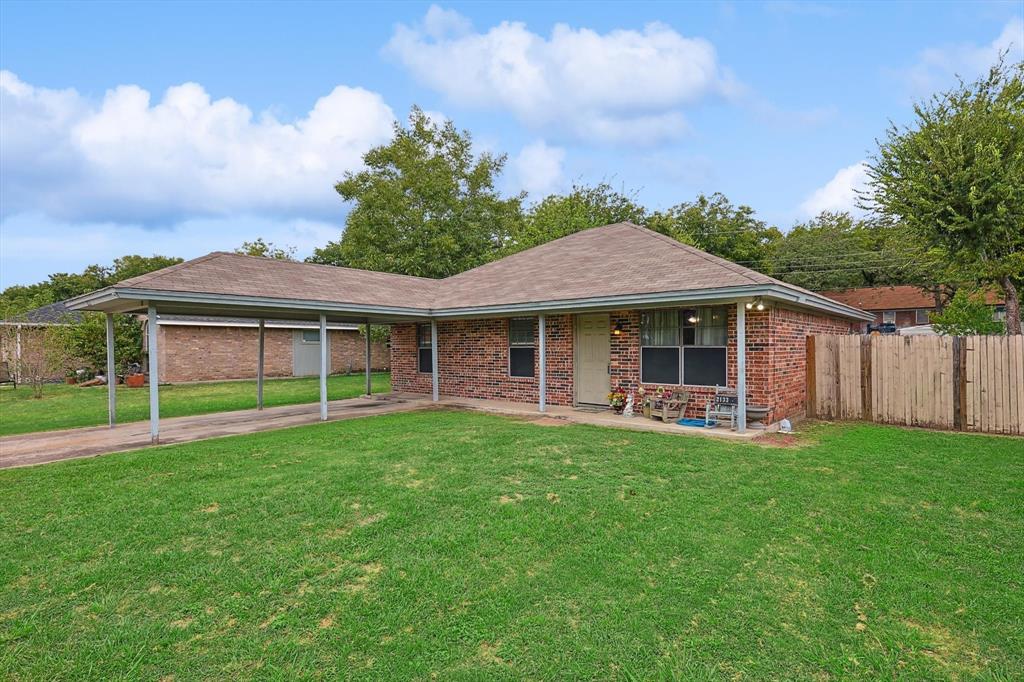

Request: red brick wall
left=390, top=316, right=574, bottom=405
left=608, top=308, right=773, bottom=419
left=158, top=326, right=388, bottom=383
left=391, top=306, right=849, bottom=423
left=767, top=307, right=849, bottom=422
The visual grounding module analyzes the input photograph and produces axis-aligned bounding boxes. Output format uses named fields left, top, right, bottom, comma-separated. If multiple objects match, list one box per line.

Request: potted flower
left=638, top=386, right=651, bottom=418
left=607, top=389, right=627, bottom=414
left=125, top=373, right=146, bottom=388
left=64, top=370, right=78, bottom=385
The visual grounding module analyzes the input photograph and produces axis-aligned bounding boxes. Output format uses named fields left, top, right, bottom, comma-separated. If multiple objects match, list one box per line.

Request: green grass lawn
left=1, top=412, right=1021, bottom=680
left=0, top=372, right=390, bottom=437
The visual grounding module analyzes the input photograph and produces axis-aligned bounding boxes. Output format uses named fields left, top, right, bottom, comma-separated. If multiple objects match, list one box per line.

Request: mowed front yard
left=0, top=372, right=391, bottom=437
left=1, top=411, right=1021, bottom=680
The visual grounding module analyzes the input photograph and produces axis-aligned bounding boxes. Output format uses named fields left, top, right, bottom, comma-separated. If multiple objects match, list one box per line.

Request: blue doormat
left=678, top=418, right=716, bottom=428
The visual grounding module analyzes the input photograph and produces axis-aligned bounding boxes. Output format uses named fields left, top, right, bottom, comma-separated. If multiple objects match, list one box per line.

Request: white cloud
left=900, top=17, right=1024, bottom=95
left=799, top=161, right=868, bottom=216
left=0, top=71, right=396, bottom=225
left=511, top=140, right=565, bottom=197
left=385, top=6, right=739, bottom=144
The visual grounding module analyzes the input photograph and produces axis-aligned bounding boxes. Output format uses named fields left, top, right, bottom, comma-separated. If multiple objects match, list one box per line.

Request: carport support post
left=364, top=319, right=372, bottom=397
left=105, top=313, right=116, bottom=427
left=736, top=301, right=747, bottom=434
left=538, top=314, right=546, bottom=413
left=430, top=319, right=439, bottom=402
left=147, top=304, right=160, bottom=443
left=319, top=313, right=328, bottom=421
left=256, top=319, right=265, bottom=410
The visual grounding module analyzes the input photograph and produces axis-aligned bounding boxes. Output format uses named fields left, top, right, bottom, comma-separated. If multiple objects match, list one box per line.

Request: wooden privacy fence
left=807, top=334, right=1024, bottom=435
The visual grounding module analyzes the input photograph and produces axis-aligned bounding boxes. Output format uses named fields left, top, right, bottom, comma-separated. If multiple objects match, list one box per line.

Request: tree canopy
left=929, top=288, right=1005, bottom=336
left=308, top=107, right=524, bottom=278
left=506, top=182, right=646, bottom=254
left=865, top=59, right=1023, bottom=333
left=1, top=254, right=183, bottom=318
left=235, top=238, right=297, bottom=261
left=647, top=193, right=782, bottom=274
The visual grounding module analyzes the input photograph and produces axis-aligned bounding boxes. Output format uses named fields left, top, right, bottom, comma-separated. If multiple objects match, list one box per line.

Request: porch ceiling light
left=687, top=313, right=699, bottom=324
left=747, top=298, right=765, bottom=311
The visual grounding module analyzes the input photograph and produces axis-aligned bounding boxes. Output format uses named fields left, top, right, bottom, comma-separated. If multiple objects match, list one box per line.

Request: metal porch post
left=736, top=301, right=747, bottom=434
left=105, top=312, right=116, bottom=427
left=319, top=313, right=328, bottom=421
left=431, top=319, right=439, bottom=402
left=538, top=314, right=546, bottom=413
left=364, top=319, right=372, bottom=396
left=257, top=319, right=265, bottom=410
left=147, top=304, right=160, bottom=443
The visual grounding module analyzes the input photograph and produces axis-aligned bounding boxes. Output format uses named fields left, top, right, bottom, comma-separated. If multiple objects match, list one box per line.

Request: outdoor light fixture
left=756, top=298, right=765, bottom=311
left=687, top=313, right=699, bottom=324
left=747, top=298, right=765, bottom=311
left=612, top=321, right=624, bottom=335
left=745, top=301, right=754, bottom=310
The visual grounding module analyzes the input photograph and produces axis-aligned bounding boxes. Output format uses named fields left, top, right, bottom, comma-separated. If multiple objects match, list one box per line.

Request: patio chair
left=705, top=387, right=738, bottom=429
left=0, top=361, right=14, bottom=388
left=651, top=391, right=689, bottom=422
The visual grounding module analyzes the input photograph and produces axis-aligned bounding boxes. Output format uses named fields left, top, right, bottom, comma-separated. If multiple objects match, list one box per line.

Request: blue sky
left=1, top=1, right=1021, bottom=287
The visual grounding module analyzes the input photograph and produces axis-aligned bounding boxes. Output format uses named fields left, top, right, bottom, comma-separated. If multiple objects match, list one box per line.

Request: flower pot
left=65, top=377, right=77, bottom=385
left=125, top=374, right=146, bottom=388
left=612, top=404, right=624, bottom=414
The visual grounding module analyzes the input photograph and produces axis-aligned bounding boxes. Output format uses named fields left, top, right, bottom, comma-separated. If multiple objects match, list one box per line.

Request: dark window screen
left=510, top=347, right=535, bottom=378
left=418, top=347, right=433, bottom=373
left=641, top=347, right=680, bottom=384
left=683, top=347, right=727, bottom=386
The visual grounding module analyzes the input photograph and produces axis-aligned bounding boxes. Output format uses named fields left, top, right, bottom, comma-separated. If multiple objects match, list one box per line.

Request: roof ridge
left=117, top=252, right=225, bottom=288
left=444, top=222, right=636, bottom=282
left=623, top=223, right=766, bottom=285
left=210, top=251, right=443, bottom=284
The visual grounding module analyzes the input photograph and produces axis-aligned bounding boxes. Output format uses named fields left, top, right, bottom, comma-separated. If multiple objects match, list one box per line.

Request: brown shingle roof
left=820, top=285, right=1002, bottom=311
left=116, top=251, right=441, bottom=310
left=434, top=223, right=778, bottom=308
left=77, top=223, right=868, bottom=319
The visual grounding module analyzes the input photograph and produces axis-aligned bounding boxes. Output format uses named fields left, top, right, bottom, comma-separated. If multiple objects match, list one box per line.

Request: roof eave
left=433, top=284, right=873, bottom=321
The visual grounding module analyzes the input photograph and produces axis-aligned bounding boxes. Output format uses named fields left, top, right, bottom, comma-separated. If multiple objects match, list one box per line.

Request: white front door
left=576, top=313, right=610, bottom=405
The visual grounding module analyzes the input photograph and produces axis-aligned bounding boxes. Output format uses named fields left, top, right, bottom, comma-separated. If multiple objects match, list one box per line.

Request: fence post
left=861, top=335, right=872, bottom=420
left=806, top=335, right=816, bottom=418
left=952, top=336, right=967, bottom=431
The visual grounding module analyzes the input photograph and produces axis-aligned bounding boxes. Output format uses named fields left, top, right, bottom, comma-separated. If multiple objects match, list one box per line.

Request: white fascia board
left=156, top=319, right=358, bottom=330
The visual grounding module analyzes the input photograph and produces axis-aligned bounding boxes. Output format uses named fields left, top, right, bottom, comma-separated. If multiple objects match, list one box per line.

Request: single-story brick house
left=821, top=285, right=1008, bottom=334
left=145, top=315, right=388, bottom=382
left=67, top=222, right=870, bottom=440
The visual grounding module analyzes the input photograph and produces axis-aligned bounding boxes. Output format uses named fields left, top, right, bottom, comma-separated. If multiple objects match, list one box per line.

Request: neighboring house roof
left=155, top=314, right=358, bottom=330
left=0, top=301, right=82, bottom=326
left=821, top=285, right=1002, bottom=311
left=68, top=223, right=872, bottom=321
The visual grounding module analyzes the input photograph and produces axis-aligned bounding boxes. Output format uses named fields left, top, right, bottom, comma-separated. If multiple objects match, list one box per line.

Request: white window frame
left=639, top=306, right=728, bottom=387
left=508, top=317, right=536, bottom=378
left=915, top=309, right=931, bottom=325
left=882, top=311, right=896, bottom=324
left=300, top=329, right=320, bottom=344
left=417, top=323, right=432, bottom=374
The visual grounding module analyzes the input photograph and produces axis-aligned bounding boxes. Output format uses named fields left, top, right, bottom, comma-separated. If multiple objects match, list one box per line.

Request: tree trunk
left=1001, top=276, right=1022, bottom=335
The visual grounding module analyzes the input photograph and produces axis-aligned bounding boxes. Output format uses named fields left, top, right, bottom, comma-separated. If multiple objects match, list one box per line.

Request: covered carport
left=66, top=252, right=439, bottom=443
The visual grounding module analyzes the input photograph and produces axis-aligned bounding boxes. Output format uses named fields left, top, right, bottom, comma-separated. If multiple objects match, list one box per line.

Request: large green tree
left=308, top=107, right=524, bottom=278
left=235, top=238, right=297, bottom=261
left=647, top=193, right=781, bottom=273
left=865, top=59, right=1024, bottom=334
left=768, top=212, right=954, bottom=296
left=506, top=182, right=647, bottom=254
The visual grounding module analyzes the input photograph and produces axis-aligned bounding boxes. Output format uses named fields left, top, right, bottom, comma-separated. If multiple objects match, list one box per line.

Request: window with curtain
left=640, top=310, right=680, bottom=384
left=640, top=306, right=728, bottom=386
left=509, top=317, right=535, bottom=378
left=417, top=324, right=432, bottom=373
